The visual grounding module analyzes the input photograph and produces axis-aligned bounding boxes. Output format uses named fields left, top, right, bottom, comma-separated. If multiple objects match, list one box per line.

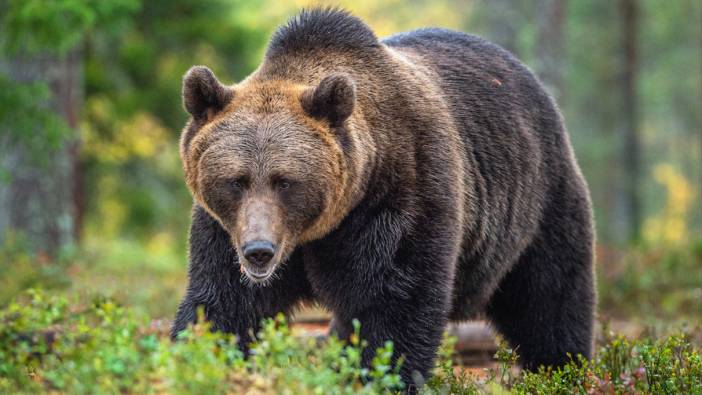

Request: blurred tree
left=0, top=0, right=139, bottom=257
left=0, top=51, right=81, bottom=257
left=620, top=0, right=641, bottom=242
left=535, top=0, right=567, bottom=101
left=563, top=1, right=621, bottom=242
left=470, top=0, right=527, bottom=56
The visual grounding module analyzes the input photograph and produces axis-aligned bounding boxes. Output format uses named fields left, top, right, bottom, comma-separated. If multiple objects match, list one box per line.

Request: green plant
left=423, top=331, right=481, bottom=395
left=0, top=290, right=405, bottom=394
left=1, top=290, right=701, bottom=394
left=510, top=333, right=702, bottom=394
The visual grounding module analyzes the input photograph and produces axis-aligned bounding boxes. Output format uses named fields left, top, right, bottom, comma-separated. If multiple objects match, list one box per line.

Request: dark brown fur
left=173, top=8, right=596, bottom=390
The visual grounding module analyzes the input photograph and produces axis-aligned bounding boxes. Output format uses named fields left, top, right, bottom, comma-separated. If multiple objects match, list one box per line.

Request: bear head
left=179, top=65, right=362, bottom=284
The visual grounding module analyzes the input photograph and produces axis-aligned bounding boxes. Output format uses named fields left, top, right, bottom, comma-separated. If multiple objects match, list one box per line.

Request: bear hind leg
left=486, top=201, right=595, bottom=370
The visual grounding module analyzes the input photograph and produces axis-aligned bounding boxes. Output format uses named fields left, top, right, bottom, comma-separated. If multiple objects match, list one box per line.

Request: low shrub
left=1, top=290, right=700, bottom=394
left=0, top=290, right=402, bottom=394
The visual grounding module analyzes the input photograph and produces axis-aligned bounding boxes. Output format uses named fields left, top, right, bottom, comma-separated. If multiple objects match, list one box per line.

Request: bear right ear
left=182, top=66, right=234, bottom=122
left=300, top=73, right=356, bottom=127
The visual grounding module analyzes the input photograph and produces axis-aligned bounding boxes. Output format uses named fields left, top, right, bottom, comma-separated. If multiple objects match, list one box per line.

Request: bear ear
left=301, top=73, right=356, bottom=127
left=182, top=66, right=234, bottom=122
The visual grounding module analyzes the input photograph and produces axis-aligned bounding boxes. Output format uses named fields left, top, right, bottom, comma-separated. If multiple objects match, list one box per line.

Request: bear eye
left=230, top=177, right=248, bottom=190
left=276, top=178, right=292, bottom=190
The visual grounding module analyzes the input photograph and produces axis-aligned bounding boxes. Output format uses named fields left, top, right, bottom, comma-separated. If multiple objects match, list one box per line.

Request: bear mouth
left=242, top=265, right=276, bottom=283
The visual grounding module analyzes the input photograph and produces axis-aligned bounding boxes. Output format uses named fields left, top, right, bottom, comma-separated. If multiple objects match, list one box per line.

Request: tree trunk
left=0, top=50, right=83, bottom=257
left=479, top=0, right=523, bottom=56
left=535, top=0, right=568, bottom=101
left=620, top=0, right=641, bottom=242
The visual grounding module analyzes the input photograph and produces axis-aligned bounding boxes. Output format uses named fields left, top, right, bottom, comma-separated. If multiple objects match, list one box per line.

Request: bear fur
left=172, top=7, right=596, bottom=387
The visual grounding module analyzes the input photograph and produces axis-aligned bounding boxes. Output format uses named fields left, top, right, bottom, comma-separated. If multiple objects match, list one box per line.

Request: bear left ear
left=182, top=65, right=234, bottom=123
left=301, top=73, right=356, bottom=127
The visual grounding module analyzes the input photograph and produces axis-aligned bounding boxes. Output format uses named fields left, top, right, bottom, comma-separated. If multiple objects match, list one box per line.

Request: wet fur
left=173, top=7, right=596, bottom=388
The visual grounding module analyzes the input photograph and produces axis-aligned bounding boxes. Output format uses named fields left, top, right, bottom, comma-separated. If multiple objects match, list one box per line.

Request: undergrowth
left=1, top=290, right=700, bottom=394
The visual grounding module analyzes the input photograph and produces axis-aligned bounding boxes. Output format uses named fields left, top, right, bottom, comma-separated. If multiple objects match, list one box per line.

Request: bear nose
left=242, top=240, right=275, bottom=267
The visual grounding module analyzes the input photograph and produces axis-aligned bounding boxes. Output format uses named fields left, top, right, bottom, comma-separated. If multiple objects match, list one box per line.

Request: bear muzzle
left=236, top=197, right=285, bottom=282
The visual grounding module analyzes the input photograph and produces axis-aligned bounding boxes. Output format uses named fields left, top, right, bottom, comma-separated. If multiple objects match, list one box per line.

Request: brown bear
left=172, top=7, right=596, bottom=388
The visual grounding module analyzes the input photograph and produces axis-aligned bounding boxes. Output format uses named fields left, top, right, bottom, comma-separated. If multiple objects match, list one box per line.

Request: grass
left=1, top=290, right=701, bottom=394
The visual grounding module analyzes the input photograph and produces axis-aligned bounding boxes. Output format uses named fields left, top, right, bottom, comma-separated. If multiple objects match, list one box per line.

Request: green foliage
left=423, top=331, right=702, bottom=395
left=0, top=291, right=404, bottom=394
left=509, top=333, right=702, bottom=394
left=1, top=290, right=701, bottom=394
left=0, top=0, right=140, bottom=55
left=248, top=315, right=404, bottom=394
left=424, top=332, right=481, bottom=394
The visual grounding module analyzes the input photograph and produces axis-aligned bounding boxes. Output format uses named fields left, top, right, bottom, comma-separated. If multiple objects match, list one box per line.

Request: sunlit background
left=1, top=0, right=700, bottom=331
